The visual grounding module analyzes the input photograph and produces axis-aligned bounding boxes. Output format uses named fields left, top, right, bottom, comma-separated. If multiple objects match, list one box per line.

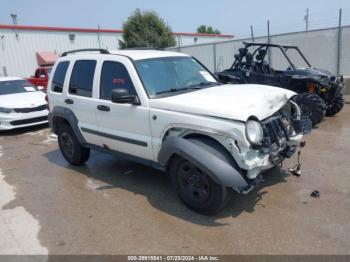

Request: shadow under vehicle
left=216, top=42, right=345, bottom=126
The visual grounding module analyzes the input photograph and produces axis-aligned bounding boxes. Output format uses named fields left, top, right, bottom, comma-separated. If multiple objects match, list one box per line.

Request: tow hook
left=288, top=150, right=302, bottom=177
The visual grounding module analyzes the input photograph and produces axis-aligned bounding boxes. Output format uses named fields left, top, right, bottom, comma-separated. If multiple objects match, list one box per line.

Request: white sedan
left=0, top=77, right=48, bottom=130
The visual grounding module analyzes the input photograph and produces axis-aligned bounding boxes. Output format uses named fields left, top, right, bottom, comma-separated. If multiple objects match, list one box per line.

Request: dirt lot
left=1, top=103, right=350, bottom=256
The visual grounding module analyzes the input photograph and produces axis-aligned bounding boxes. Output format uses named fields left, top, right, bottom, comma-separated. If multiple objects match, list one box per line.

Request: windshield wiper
left=155, top=86, right=202, bottom=95
left=186, top=81, right=221, bottom=89
left=155, top=82, right=220, bottom=95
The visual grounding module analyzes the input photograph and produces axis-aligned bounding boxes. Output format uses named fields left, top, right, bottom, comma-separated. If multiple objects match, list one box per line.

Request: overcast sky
left=1, top=0, right=350, bottom=38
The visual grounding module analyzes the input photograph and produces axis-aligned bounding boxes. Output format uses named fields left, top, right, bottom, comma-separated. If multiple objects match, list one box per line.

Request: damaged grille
left=262, top=115, right=290, bottom=147
left=13, top=105, right=46, bottom=113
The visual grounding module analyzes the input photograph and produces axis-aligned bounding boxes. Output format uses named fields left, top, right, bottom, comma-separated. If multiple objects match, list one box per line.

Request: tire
left=169, top=138, right=234, bottom=215
left=326, top=94, right=345, bottom=116
left=58, top=124, right=90, bottom=166
left=293, top=93, right=325, bottom=126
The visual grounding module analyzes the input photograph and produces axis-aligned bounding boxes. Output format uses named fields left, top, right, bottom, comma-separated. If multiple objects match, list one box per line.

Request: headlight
left=0, top=107, right=14, bottom=113
left=245, top=120, right=264, bottom=145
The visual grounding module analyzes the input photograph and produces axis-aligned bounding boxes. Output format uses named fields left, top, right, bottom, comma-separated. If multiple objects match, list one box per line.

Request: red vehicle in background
left=27, top=66, right=53, bottom=90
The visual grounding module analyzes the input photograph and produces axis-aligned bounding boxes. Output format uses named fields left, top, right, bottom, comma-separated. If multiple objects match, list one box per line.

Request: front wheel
left=170, top=156, right=232, bottom=215
left=326, top=94, right=345, bottom=116
left=293, top=93, right=326, bottom=126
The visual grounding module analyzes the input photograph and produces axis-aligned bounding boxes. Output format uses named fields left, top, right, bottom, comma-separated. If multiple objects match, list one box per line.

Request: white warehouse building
left=0, top=24, right=234, bottom=78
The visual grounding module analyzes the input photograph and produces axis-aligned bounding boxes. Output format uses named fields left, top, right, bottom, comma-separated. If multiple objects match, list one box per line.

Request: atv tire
left=293, top=93, right=325, bottom=126
left=326, top=94, right=345, bottom=116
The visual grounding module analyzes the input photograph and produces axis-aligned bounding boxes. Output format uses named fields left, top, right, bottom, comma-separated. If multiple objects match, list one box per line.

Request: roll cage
left=231, top=42, right=312, bottom=71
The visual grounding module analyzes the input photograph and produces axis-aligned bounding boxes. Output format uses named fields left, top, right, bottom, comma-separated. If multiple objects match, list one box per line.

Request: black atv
left=216, top=42, right=345, bottom=126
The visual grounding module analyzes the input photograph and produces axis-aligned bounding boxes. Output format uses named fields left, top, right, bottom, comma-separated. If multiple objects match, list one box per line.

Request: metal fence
left=168, top=26, right=350, bottom=76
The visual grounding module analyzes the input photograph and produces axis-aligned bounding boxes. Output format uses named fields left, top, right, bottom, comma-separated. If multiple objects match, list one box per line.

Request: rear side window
left=51, top=61, right=69, bottom=93
left=100, top=61, right=136, bottom=100
left=69, top=60, right=96, bottom=97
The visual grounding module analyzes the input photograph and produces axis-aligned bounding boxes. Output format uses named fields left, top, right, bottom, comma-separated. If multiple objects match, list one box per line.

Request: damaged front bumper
left=241, top=112, right=312, bottom=181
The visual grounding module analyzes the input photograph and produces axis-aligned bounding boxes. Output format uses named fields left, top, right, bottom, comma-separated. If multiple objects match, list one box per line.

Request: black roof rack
left=61, top=48, right=110, bottom=57
left=122, top=47, right=164, bottom=51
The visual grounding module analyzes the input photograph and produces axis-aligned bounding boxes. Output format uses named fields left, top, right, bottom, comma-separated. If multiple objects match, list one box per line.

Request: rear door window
left=69, top=60, right=96, bottom=98
left=51, top=61, right=69, bottom=93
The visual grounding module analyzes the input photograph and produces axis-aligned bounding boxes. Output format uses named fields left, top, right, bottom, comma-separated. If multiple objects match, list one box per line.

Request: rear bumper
left=0, top=110, right=49, bottom=130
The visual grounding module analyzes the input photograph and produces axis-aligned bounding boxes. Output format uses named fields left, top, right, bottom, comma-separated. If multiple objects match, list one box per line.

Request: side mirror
left=111, top=88, right=140, bottom=105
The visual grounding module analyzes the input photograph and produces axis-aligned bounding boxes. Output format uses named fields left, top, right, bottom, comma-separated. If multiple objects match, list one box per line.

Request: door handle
left=97, top=105, right=110, bottom=112
left=65, top=98, right=74, bottom=104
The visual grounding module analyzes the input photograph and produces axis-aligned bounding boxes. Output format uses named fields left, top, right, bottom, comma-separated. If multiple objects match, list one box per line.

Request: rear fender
left=49, top=106, right=86, bottom=144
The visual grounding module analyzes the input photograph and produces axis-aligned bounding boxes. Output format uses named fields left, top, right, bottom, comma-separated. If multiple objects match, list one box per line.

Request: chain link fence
left=169, top=26, right=350, bottom=78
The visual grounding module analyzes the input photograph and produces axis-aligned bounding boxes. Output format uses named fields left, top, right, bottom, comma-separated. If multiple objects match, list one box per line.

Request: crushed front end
left=239, top=100, right=312, bottom=184
left=260, top=102, right=311, bottom=166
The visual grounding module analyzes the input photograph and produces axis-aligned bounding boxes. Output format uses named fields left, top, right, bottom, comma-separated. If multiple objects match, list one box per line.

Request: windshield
left=284, top=48, right=310, bottom=68
left=0, top=80, right=39, bottom=95
left=135, top=57, right=218, bottom=98
left=268, top=47, right=310, bottom=71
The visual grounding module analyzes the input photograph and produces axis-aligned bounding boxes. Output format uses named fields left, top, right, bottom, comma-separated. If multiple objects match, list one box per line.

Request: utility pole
left=304, top=8, right=309, bottom=31
left=250, top=25, right=254, bottom=42
left=97, top=24, right=102, bottom=48
left=267, top=20, right=271, bottom=63
left=336, top=8, right=342, bottom=75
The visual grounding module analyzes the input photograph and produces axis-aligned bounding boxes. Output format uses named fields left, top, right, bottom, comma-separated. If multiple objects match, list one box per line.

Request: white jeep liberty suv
left=47, top=48, right=311, bottom=214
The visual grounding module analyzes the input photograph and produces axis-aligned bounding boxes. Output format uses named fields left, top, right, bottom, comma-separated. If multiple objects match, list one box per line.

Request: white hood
left=0, top=91, right=46, bottom=108
left=150, top=84, right=296, bottom=121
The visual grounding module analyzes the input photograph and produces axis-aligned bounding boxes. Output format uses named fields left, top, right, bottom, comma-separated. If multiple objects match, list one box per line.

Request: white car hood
left=0, top=91, right=46, bottom=108
left=149, top=84, right=296, bottom=121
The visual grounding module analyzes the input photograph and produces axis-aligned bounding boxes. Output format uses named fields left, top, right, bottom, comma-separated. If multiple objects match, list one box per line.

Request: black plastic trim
left=84, top=143, right=163, bottom=171
left=158, top=136, right=248, bottom=193
left=49, top=107, right=86, bottom=144
left=10, top=116, right=48, bottom=126
left=80, top=127, right=148, bottom=147
left=61, top=48, right=110, bottom=57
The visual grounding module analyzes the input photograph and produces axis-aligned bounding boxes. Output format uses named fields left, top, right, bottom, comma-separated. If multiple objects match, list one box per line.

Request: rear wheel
left=58, top=124, right=90, bottom=166
left=170, top=156, right=232, bottom=215
left=293, top=93, right=325, bottom=126
left=326, top=94, right=345, bottom=116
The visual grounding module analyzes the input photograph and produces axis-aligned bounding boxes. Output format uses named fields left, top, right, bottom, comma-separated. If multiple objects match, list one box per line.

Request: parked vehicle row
left=46, top=48, right=312, bottom=214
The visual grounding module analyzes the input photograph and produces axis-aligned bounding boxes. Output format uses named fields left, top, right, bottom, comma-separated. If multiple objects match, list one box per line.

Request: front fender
left=158, top=136, right=249, bottom=193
